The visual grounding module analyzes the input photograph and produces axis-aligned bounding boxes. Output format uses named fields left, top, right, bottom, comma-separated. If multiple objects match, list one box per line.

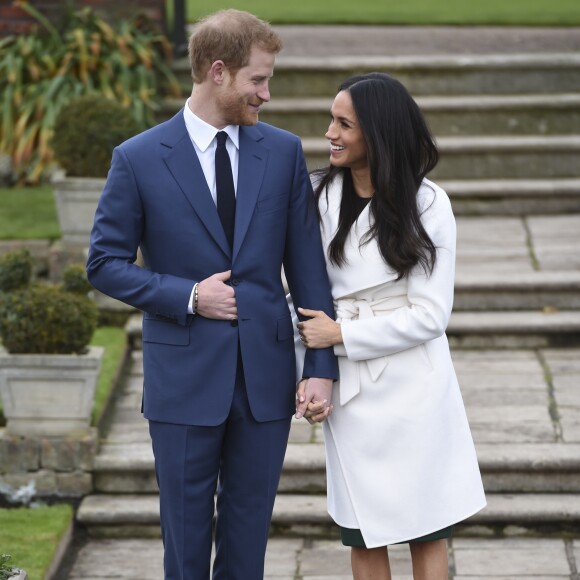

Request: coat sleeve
left=86, top=146, right=195, bottom=326
left=339, top=188, right=456, bottom=361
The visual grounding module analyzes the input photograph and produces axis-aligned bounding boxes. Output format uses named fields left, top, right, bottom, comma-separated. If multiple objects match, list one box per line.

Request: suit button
left=231, top=278, right=240, bottom=286
left=230, top=319, right=239, bottom=327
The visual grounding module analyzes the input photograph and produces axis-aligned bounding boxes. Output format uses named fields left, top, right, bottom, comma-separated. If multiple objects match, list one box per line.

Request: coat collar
left=160, top=110, right=267, bottom=262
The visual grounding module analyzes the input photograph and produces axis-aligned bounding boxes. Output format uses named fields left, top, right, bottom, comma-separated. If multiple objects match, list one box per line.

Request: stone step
left=126, top=310, right=580, bottom=350
left=453, top=271, right=580, bottom=311
left=302, top=135, right=580, bottom=178
left=173, top=53, right=580, bottom=97
left=159, top=94, right=580, bottom=137
left=64, top=534, right=580, bottom=579
left=93, top=442, right=580, bottom=495
left=444, top=178, right=580, bottom=216
left=76, top=492, right=580, bottom=538
left=119, top=270, right=580, bottom=320
left=104, top=345, right=580, bottom=451
left=447, top=310, right=580, bottom=348
left=120, top=212, right=580, bottom=318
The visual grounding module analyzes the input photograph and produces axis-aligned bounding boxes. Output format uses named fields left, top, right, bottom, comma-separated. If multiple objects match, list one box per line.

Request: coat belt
left=335, top=295, right=410, bottom=406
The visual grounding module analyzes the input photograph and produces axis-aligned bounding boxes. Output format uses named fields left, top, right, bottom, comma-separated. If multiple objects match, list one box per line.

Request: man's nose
left=258, top=82, right=270, bottom=103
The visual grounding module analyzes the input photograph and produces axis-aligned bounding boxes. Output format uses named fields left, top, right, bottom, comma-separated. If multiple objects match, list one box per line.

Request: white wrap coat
left=292, top=175, right=486, bottom=548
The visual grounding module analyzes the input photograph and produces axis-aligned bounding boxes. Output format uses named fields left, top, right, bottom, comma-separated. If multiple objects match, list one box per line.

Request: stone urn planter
left=52, top=172, right=105, bottom=246
left=0, top=249, right=100, bottom=437
left=50, top=94, right=140, bottom=247
left=8, top=570, right=28, bottom=580
left=0, top=346, right=103, bottom=436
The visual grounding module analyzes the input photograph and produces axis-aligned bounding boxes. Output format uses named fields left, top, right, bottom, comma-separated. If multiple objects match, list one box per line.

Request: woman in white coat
left=294, top=73, right=486, bottom=579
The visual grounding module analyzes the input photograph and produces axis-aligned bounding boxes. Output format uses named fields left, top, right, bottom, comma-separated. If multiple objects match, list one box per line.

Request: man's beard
left=217, top=85, right=260, bottom=126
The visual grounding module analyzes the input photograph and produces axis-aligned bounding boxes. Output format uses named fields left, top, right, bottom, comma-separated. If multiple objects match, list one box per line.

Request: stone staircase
left=163, top=53, right=580, bottom=181
left=70, top=34, right=580, bottom=578
left=159, top=51, right=580, bottom=319
left=78, top=338, right=580, bottom=539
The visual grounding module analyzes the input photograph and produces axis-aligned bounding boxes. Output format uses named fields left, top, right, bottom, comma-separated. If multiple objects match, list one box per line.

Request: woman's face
left=325, top=90, right=368, bottom=172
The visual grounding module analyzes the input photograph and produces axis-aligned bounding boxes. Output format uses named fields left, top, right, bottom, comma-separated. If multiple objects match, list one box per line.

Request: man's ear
left=209, top=60, right=227, bottom=85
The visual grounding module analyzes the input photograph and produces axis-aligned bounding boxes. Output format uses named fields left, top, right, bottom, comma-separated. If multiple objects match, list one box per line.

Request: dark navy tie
left=215, top=131, right=236, bottom=249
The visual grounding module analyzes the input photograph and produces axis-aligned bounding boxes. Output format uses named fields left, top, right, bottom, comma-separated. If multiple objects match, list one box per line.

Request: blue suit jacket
left=87, top=110, right=338, bottom=425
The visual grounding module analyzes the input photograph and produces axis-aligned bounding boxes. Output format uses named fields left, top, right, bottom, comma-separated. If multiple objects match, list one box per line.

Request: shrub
left=0, top=554, right=18, bottom=580
left=52, top=95, right=140, bottom=177
left=0, top=250, right=97, bottom=354
left=62, top=263, right=93, bottom=294
left=0, top=1, right=180, bottom=183
left=0, top=249, right=33, bottom=331
left=0, top=249, right=32, bottom=292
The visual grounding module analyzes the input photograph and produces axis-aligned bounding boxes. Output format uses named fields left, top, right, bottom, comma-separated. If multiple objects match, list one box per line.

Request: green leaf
left=17, top=1, right=60, bottom=41
left=0, top=5, right=179, bottom=182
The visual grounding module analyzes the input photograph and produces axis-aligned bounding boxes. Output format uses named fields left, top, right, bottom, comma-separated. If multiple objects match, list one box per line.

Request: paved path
left=69, top=536, right=580, bottom=579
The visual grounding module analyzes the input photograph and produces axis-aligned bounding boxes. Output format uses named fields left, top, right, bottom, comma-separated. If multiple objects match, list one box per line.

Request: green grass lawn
left=90, top=326, right=128, bottom=425
left=0, top=504, right=73, bottom=580
left=0, top=186, right=59, bottom=241
left=183, top=0, right=580, bottom=24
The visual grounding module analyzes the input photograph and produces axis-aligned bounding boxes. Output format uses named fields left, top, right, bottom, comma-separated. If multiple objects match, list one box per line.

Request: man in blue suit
left=86, top=9, right=338, bottom=580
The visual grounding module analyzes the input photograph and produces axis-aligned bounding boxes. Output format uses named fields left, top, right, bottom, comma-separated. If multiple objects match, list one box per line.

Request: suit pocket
left=277, top=315, right=294, bottom=341
left=142, top=318, right=190, bottom=346
left=257, top=194, right=287, bottom=214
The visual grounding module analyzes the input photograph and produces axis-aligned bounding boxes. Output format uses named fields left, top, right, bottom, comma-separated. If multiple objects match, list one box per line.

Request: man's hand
left=297, top=308, right=342, bottom=349
left=196, top=270, right=237, bottom=320
left=295, top=377, right=333, bottom=423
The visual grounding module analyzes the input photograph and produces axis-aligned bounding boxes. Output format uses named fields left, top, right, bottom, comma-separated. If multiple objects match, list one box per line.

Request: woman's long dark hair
left=314, top=72, right=439, bottom=279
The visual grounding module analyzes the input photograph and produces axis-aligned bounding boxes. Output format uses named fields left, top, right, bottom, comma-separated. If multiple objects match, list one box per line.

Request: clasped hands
left=295, top=377, right=333, bottom=424
left=295, top=308, right=342, bottom=424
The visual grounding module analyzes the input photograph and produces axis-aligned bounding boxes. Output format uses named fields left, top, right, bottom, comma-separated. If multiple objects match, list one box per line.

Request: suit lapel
left=161, top=111, right=230, bottom=258
left=233, top=125, right=268, bottom=262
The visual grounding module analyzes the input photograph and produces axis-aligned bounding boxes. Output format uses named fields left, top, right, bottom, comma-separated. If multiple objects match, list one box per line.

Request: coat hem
left=329, top=499, right=487, bottom=549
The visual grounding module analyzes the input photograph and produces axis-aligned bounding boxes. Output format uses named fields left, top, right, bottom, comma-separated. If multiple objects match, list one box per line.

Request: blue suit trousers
left=149, top=356, right=292, bottom=580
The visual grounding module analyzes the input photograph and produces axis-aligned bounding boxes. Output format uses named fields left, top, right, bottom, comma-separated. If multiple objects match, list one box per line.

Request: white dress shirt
left=183, top=99, right=240, bottom=313
left=183, top=98, right=239, bottom=202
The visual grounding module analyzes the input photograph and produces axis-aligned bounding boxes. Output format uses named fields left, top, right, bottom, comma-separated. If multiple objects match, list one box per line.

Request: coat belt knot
left=335, top=295, right=410, bottom=405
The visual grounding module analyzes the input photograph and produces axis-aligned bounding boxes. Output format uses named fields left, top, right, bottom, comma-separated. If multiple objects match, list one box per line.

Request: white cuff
left=188, top=283, right=198, bottom=314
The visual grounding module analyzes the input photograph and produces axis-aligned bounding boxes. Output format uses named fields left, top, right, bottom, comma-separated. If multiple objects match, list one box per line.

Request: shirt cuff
left=188, top=283, right=198, bottom=314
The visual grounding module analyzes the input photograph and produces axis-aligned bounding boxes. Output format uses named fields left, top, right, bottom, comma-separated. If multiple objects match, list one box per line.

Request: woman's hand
left=297, top=307, right=342, bottom=349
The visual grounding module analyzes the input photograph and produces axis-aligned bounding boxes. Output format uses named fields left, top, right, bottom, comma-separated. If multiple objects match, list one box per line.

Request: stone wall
left=0, top=428, right=98, bottom=498
left=0, top=0, right=166, bottom=36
